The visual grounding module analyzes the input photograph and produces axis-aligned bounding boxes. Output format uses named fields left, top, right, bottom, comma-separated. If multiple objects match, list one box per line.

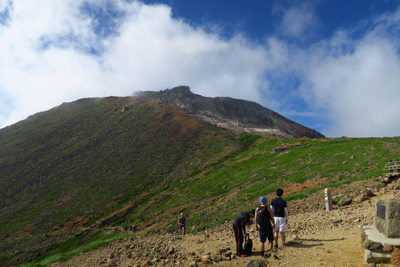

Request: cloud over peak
left=0, top=0, right=272, bottom=129
left=1, top=0, right=400, bottom=137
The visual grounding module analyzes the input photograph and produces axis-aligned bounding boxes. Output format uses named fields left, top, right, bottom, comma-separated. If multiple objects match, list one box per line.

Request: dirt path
left=48, top=226, right=364, bottom=267
left=49, top=188, right=399, bottom=267
left=49, top=213, right=366, bottom=267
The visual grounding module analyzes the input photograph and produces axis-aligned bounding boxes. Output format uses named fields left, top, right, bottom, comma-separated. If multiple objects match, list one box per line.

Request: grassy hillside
left=137, top=135, right=399, bottom=233
left=0, top=96, right=244, bottom=266
left=0, top=95, right=399, bottom=266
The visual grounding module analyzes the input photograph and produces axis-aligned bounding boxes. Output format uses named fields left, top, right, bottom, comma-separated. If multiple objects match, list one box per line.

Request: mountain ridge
left=134, top=86, right=324, bottom=139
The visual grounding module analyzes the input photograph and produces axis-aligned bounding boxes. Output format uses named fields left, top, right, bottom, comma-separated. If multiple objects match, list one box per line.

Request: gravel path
left=49, top=187, right=399, bottom=267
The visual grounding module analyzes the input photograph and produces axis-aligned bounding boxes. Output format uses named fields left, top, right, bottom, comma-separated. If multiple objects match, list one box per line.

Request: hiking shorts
left=259, top=224, right=274, bottom=243
left=179, top=224, right=186, bottom=229
left=274, top=217, right=286, bottom=232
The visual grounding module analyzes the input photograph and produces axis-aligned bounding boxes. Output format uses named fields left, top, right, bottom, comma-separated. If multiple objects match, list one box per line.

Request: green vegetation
left=1, top=96, right=399, bottom=266
left=18, top=232, right=133, bottom=267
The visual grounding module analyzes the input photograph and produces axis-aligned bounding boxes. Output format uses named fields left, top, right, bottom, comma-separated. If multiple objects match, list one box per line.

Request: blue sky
left=1, top=0, right=400, bottom=137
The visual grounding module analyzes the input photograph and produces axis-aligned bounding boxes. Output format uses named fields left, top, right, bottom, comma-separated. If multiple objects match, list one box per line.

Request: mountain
left=1, top=87, right=397, bottom=266
left=0, top=95, right=246, bottom=266
left=134, top=86, right=324, bottom=139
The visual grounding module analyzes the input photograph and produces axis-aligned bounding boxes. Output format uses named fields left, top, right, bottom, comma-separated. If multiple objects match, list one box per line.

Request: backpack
left=256, top=206, right=270, bottom=226
left=179, top=217, right=186, bottom=225
left=244, top=236, right=253, bottom=256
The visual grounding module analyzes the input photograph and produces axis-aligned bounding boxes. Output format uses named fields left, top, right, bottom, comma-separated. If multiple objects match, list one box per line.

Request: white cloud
left=2, top=0, right=400, bottom=138
left=276, top=2, right=319, bottom=39
left=298, top=10, right=400, bottom=137
left=0, top=0, right=278, bottom=129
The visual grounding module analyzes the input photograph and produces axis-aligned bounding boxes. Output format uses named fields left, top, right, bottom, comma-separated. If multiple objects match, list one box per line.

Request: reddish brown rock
left=362, top=189, right=376, bottom=197
left=216, top=249, right=227, bottom=255
left=383, top=243, right=393, bottom=252
left=391, top=248, right=400, bottom=265
left=356, top=194, right=369, bottom=202
left=143, top=260, right=152, bottom=266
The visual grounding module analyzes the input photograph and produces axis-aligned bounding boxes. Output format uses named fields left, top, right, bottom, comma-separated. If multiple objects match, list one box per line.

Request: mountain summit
left=134, top=86, right=324, bottom=139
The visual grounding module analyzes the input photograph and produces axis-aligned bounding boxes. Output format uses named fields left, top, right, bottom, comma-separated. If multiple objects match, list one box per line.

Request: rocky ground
left=48, top=178, right=400, bottom=267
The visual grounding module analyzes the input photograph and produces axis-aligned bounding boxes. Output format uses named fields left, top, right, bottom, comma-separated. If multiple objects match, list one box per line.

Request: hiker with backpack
left=178, top=213, right=187, bottom=236
left=270, top=189, right=288, bottom=249
left=255, top=196, right=275, bottom=257
left=232, top=209, right=255, bottom=257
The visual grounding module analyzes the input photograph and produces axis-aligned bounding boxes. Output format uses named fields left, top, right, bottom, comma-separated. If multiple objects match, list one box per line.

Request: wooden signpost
left=324, top=188, right=332, bottom=212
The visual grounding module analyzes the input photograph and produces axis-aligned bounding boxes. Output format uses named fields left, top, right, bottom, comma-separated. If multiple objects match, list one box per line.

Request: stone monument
left=360, top=160, right=400, bottom=265
left=361, top=199, right=400, bottom=264
left=375, top=199, right=400, bottom=238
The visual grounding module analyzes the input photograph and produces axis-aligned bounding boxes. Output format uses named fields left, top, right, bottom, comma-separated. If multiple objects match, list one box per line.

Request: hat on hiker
left=180, top=213, right=183, bottom=215
left=260, top=196, right=267, bottom=204
left=249, top=209, right=255, bottom=215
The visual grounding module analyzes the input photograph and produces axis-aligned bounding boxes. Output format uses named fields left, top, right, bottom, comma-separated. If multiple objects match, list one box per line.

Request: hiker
left=232, top=209, right=255, bottom=257
left=255, top=196, right=275, bottom=257
left=124, top=225, right=127, bottom=231
left=178, top=213, right=186, bottom=236
left=270, top=189, right=288, bottom=249
left=132, top=225, right=136, bottom=233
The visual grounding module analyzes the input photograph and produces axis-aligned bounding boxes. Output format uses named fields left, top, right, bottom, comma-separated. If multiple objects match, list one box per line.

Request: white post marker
left=324, top=188, right=332, bottom=212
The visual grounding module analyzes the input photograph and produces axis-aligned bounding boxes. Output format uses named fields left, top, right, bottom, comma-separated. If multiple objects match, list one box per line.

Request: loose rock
left=363, top=240, right=383, bottom=250
left=339, top=196, right=352, bottom=206
left=383, top=243, right=393, bottom=252
left=391, top=248, right=400, bottom=265
left=243, top=259, right=268, bottom=267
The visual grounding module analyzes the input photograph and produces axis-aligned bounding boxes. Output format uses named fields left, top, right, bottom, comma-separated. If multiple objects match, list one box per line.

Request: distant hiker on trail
left=131, top=225, right=136, bottom=233
left=255, top=196, right=275, bottom=257
left=124, top=225, right=127, bottom=231
left=270, top=189, right=288, bottom=249
left=178, top=213, right=187, bottom=236
left=232, top=209, right=255, bottom=257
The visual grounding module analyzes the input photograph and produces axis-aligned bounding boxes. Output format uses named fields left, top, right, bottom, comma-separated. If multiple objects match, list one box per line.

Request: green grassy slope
left=1, top=95, right=400, bottom=266
left=0, top=96, right=244, bottom=265
left=135, top=136, right=400, bottom=232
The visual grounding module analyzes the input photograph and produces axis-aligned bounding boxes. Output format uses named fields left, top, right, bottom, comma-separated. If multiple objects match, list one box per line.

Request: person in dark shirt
left=270, top=189, right=288, bottom=249
left=178, top=213, right=187, bottom=236
left=255, top=196, right=275, bottom=257
left=232, top=209, right=255, bottom=256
